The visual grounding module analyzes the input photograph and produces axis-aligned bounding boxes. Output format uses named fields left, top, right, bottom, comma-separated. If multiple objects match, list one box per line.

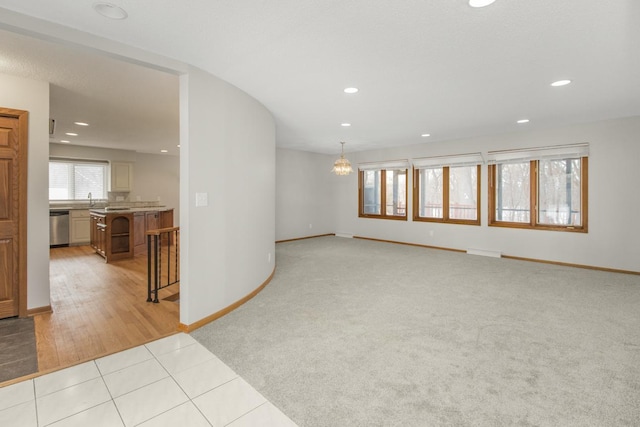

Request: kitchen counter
left=50, top=202, right=168, bottom=212
left=89, top=206, right=171, bottom=214
left=50, top=206, right=92, bottom=211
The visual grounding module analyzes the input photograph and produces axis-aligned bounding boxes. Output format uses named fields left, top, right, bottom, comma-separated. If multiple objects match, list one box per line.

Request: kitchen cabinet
left=133, top=209, right=175, bottom=255
left=133, top=212, right=146, bottom=248
left=70, top=210, right=90, bottom=245
left=90, top=211, right=133, bottom=262
left=145, top=211, right=159, bottom=232
left=90, top=213, right=107, bottom=258
left=160, top=209, right=174, bottom=229
left=160, top=209, right=174, bottom=245
left=110, top=162, right=133, bottom=192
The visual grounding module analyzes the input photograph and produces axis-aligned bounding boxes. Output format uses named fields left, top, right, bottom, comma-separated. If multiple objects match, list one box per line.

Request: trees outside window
left=413, top=154, right=481, bottom=225
left=359, top=168, right=407, bottom=220
left=488, top=144, right=588, bottom=232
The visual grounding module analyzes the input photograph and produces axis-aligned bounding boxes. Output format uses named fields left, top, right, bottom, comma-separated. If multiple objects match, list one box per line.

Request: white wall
left=0, top=73, right=50, bottom=310
left=329, top=116, right=640, bottom=272
left=276, top=148, right=335, bottom=241
left=276, top=116, right=640, bottom=272
left=180, top=66, right=275, bottom=325
left=133, top=153, right=180, bottom=224
left=50, top=144, right=181, bottom=223
left=49, top=143, right=136, bottom=163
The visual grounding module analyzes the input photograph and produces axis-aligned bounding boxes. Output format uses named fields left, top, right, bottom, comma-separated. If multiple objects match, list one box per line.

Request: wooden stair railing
left=146, top=226, right=180, bottom=303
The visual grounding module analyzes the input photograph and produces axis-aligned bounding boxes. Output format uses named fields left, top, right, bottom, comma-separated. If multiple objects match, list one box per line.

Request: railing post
left=153, top=234, right=159, bottom=303
left=146, top=234, right=152, bottom=302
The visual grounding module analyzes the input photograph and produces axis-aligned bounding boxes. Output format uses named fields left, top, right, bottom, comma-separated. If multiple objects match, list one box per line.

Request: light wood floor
left=37, top=245, right=180, bottom=373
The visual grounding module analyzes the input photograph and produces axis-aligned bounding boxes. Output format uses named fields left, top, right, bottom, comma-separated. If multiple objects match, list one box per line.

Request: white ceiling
left=0, top=0, right=639, bottom=156
left=0, top=28, right=180, bottom=155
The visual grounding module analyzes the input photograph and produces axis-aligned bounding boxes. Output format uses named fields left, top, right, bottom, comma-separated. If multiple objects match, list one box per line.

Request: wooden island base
left=90, top=209, right=173, bottom=262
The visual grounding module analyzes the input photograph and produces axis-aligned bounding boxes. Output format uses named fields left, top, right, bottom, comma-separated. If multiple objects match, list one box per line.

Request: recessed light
left=60, top=140, right=70, bottom=143
left=551, top=79, right=571, bottom=87
left=65, top=132, right=78, bottom=136
left=517, top=119, right=530, bottom=124
left=421, top=133, right=431, bottom=137
left=93, top=2, right=128, bottom=20
left=469, top=0, right=496, bottom=7
left=74, top=122, right=89, bottom=126
left=344, top=87, right=359, bottom=94
left=160, top=149, right=168, bottom=153
left=341, top=123, right=351, bottom=127
left=177, top=145, right=181, bottom=148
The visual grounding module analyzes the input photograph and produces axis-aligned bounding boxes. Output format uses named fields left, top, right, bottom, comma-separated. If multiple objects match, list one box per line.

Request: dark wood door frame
left=0, top=107, right=28, bottom=318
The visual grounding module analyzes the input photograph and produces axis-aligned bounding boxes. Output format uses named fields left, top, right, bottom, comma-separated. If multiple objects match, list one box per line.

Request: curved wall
left=179, top=66, right=276, bottom=325
left=1, top=13, right=276, bottom=323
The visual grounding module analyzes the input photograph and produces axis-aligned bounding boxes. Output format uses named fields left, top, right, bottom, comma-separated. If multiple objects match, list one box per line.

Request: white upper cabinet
left=110, top=162, right=133, bottom=192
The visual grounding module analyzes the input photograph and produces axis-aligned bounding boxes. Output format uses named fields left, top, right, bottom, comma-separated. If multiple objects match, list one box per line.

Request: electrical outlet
left=429, top=230, right=434, bottom=237
left=309, top=223, right=313, bottom=229
left=268, top=252, right=271, bottom=263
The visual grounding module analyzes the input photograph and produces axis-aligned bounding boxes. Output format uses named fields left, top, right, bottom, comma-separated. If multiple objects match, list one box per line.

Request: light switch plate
left=195, top=192, right=208, bottom=207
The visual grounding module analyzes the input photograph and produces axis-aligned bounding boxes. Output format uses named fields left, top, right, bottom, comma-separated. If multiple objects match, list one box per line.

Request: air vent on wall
left=49, top=119, right=56, bottom=135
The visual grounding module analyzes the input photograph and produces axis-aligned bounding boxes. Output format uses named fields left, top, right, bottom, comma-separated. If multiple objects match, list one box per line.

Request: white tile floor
left=0, top=333, right=297, bottom=427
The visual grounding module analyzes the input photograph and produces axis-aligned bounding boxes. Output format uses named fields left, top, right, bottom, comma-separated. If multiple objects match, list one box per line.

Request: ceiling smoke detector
left=93, top=2, right=128, bottom=20
left=469, top=0, right=496, bottom=7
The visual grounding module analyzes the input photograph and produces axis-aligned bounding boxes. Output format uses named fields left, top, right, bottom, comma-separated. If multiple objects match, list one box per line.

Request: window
left=488, top=144, right=588, bottom=232
left=413, top=153, right=482, bottom=225
left=49, top=159, right=108, bottom=201
left=359, top=162, right=408, bottom=220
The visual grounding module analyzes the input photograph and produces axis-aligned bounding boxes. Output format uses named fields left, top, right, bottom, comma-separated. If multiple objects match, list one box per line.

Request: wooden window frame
left=358, top=168, right=408, bottom=221
left=412, top=164, right=481, bottom=226
left=488, top=157, right=588, bottom=232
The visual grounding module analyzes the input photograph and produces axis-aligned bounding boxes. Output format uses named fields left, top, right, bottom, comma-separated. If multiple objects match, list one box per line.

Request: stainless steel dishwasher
left=50, top=210, right=70, bottom=247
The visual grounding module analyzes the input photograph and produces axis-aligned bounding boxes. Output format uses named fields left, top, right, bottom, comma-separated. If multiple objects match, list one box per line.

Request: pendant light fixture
left=332, top=141, right=353, bottom=176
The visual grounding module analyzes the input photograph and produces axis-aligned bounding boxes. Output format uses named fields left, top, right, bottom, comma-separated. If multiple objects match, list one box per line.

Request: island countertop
left=89, top=207, right=173, bottom=214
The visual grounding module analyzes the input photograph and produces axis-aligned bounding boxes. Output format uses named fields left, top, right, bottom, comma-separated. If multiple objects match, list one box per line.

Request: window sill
left=358, top=214, right=407, bottom=221
left=413, top=217, right=480, bottom=226
left=489, top=221, right=587, bottom=233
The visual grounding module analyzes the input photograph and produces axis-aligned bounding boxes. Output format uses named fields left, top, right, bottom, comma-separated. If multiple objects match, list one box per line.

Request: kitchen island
left=89, top=207, right=174, bottom=262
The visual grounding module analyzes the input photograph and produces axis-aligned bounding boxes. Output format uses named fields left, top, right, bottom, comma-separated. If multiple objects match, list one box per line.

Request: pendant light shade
left=332, top=141, right=353, bottom=176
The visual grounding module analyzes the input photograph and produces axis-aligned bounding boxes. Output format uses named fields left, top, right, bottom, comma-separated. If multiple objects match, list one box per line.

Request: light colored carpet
left=192, top=236, right=640, bottom=426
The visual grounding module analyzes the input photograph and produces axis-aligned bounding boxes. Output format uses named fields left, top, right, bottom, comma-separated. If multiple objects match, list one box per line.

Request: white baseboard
left=335, top=232, right=354, bottom=238
left=467, top=248, right=502, bottom=258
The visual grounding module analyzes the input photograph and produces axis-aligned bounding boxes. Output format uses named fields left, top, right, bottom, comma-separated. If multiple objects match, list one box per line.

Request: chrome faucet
left=88, top=192, right=95, bottom=207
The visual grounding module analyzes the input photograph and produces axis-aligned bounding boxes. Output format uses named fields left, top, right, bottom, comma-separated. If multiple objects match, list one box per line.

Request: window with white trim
left=487, top=144, right=588, bottom=232
left=358, top=161, right=408, bottom=220
left=413, top=153, right=482, bottom=225
left=49, top=159, right=108, bottom=201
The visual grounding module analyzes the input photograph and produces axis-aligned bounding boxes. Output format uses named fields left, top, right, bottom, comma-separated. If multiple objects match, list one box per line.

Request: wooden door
left=0, top=108, right=28, bottom=319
